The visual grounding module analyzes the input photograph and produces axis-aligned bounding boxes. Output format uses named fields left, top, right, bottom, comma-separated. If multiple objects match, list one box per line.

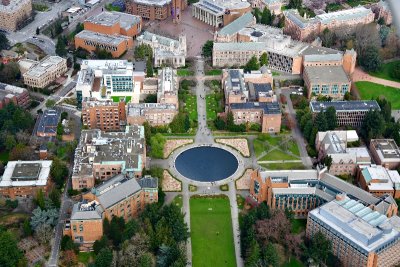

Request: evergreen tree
left=315, top=110, right=328, bottom=131
left=261, top=7, right=272, bottom=25
left=244, top=56, right=260, bottom=72
left=305, top=232, right=332, bottom=265
left=0, top=229, right=23, bottom=267
left=325, top=106, right=337, bottom=130
left=361, top=109, right=385, bottom=142
left=95, top=248, right=113, bottom=267
left=146, top=57, right=153, bottom=77
left=259, top=52, right=268, bottom=67
left=55, top=36, right=67, bottom=57
left=262, top=243, right=279, bottom=267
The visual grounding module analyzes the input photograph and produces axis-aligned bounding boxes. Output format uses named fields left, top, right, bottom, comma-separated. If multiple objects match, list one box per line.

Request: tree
left=244, top=56, right=260, bottom=72
left=95, top=248, right=113, bottom=267
left=390, top=61, right=400, bottom=80
left=259, top=52, right=268, bottom=67
left=376, top=97, right=392, bottom=122
left=322, top=155, right=333, bottom=170
left=62, top=250, right=77, bottom=267
left=262, top=243, right=279, bottom=267
left=4, top=135, right=16, bottom=151
left=0, top=229, right=23, bottom=267
left=146, top=57, right=153, bottom=77
left=50, top=157, right=69, bottom=188
left=325, top=106, right=337, bottom=130
left=34, top=189, right=46, bottom=209
left=30, top=207, right=59, bottom=230
left=95, top=48, right=113, bottom=59
left=144, top=94, right=157, bottom=103
left=0, top=32, right=9, bottom=50
left=0, top=62, right=20, bottom=84
left=214, top=116, right=226, bottom=130
left=320, top=28, right=336, bottom=48
left=35, top=223, right=53, bottom=244
left=315, top=110, right=328, bottom=131
left=61, top=235, right=78, bottom=252
left=23, top=218, right=32, bottom=237
left=46, top=99, right=56, bottom=108
left=359, top=45, right=382, bottom=72
left=261, top=7, right=272, bottom=25
left=202, top=40, right=213, bottom=58
left=253, top=8, right=261, bottom=23
left=288, top=0, right=302, bottom=9
left=55, top=36, right=67, bottom=57
left=93, top=236, right=109, bottom=255
left=49, top=188, right=61, bottom=208
left=361, top=109, right=385, bottom=142
left=305, top=231, right=332, bottom=265
left=36, top=27, right=40, bottom=35
left=134, top=44, right=153, bottom=60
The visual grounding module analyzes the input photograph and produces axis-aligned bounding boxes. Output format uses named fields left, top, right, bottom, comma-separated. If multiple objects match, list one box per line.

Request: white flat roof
left=0, top=160, right=52, bottom=188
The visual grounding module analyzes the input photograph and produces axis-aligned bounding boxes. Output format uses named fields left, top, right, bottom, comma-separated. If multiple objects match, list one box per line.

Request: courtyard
left=190, top=197, right=236, bottom=267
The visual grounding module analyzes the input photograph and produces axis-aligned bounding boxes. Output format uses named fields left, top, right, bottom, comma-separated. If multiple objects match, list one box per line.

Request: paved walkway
left=352, top=67, right=400, bottom=89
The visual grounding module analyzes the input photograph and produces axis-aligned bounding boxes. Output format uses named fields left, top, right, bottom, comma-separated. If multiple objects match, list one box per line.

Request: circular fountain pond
left=174, top=146, right=239, bottom=182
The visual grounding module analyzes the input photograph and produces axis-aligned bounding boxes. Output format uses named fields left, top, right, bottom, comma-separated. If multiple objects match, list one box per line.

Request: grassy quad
left=355, top=81, right=400, bottom=109
left=206, top=93, right=223, bottom=120
left=369, top=61, right=400, bottom=82
left=205, top=69, right=222, bottom=76
left=185, top=95, right=198, bottom=121
left=260, top=162, right=305, bottom=170
left=259, top=149, right=299, bottom=161
left=177, top=69, right=195, bottom=77
left=190, top=197, right=236, bottom=267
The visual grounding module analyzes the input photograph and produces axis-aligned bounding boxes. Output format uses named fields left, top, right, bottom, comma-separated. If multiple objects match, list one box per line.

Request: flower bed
left=163, top=139, right=194, bottom=158
left=235, top=169, right=254, bottom=190
left=215, top=138, right=250, bottom=157
left=162, top=170, right=182, bottom=192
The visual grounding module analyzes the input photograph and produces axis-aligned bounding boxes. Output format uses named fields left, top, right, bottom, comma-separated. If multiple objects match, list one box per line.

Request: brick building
left=284, top=6, right=375, bottom=41
left=358, top=164, right=400, bottom=199
left=307, top=195, right=400, bottom=267
left=71, top=125, right=145, bottom=190
left=0, top=82, right=30, bottom=109
left=0, top=0, right=32, bottom=32
left=22, top=56, right=67, bottom=89
left=248, top=0, right=283, bottom=15
left=370, top=139, right=400, bottom=170
left=310, top=100, right=381, bottom=128
left=75, top=11, right=142, bottom=57
left=249, top=168, right=398, bottom=218
left=126, top=0, right=187, bottom=21
left=81, top=100, right=127, bottom=131
left=0, top=160, right=52, bottom=199
left=65, top=174, right=157, bottom=250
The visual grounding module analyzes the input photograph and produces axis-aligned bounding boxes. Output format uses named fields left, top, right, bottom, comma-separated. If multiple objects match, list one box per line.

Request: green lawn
left=355, top=81, right=400, bottom=109
left=369, top=61, right=400, bottom=82
left=185, top=95, right=198, bottom=120
left=206, top=93, right=223, bottom=120
left=260, top=149, right=299, bottom=161
left=78, top=252, right=95, bottom=265
left=260, top=162, right=305, bottom=170
left=111, top=96, right=132, bottom=103
left=172, top=195, right=183, bottom=208
left=0, top=151, right=9, bottom=162
left=190, top=197, right=236, bottom=267
left=253, top=139, right=268, bottom=158
left=257, top=134, right=281, bottom=147
left=282, top=258, right=305, bottom=267
left=288, top=141, right=300, bottom=156
left=291, top=219, right=307, bottom=234
left=177, top=69, right=194, bottom=77
left=205, top=69, right=222, bottom=76
left=325, top=3, right=343, bottom=12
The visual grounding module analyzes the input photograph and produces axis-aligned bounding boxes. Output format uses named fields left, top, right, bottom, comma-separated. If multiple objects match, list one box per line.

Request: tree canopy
left=202, top=40, right=213, bottom=58
left=244, top=56, right=260, bottom=72
left=259, top=52, right=268, bottom=67
left=0, top=228, right=23, bottom=267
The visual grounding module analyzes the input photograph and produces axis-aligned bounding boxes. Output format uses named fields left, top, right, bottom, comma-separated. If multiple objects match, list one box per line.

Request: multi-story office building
left=358, top=164, right=400, bottom=198
left=0, top=0, right=32, bottom=32
left=0, top=82, right=30, bottom=109
left=81, top=100, right=127, bottom=131
left=0, top=160, right=52, bottom=199
left=36, top=109, right=60, bottom=137
left=306, top=194, right=400, bottom=267
left=248, top=0, right=283, bottom=15
left=76, top=60, right=144, bottom=107
left=126, top=0, right=187, bottom=21
left=22, top=56, right=67, bottom=89
left=249, top=168, right=399, bottom=218
left=65, top=174, right=157, bottom=250
left=370, top=139, right=400, bottom=170
left=310, top=100, right=381, bottom=128
left=136, top=31, right=186, bottom=68
left=75, top=11, right=142, bottom=58
left=284, top=6, right=375, bottom=41
left=127, top=67, right=179, bottom=126
left=316, top=130, right=371, bottom=176
left=71, top=125, right=145, bottom=190
left=223, top=68, right=280, bottom=133
left=192, top=0, right=251, bottom=28
left=212, top=14, right=356, bottom=79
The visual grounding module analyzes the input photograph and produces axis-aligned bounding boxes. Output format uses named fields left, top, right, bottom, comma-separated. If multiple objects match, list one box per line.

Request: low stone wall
left=164, top=139, right=194, bottom=158
left=162, top=170, right=182, bottom=192
left=215, top=138, right=250, bottom=157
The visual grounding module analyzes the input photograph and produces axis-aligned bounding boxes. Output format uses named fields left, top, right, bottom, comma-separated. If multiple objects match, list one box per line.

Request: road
left=26, top=36, right=56, bottom=56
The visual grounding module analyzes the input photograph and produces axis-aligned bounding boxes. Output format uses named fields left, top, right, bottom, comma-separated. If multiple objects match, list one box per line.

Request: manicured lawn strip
left=355, top=81, right=400, bottom=109
left=185, top=95, right=198, bottom=121
left=177, top=69, right=194, bottom=77
left=205, top=69, right=222, bottom=76
left=291, top=219, right=307, bottom=234
left=190, top=197, right=236, bottom=267
left=369, top=61, right=400, bottom=82
left=260, top=134, right=281, bottom=147
left=288, top=141, right=300, bottom=156
left=260, top=149, right=299, bottom=161
left=253, top=139, right=267, bottom=158
left=206, top=93, right=222, bottom=120
left=260, top=162, right=305, bottom=170
left=111, top=96, right=131, bottom=103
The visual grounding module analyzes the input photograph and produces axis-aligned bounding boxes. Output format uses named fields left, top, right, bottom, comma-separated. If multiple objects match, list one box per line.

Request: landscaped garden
left=185, top=95, right=198, bottom=121
left=205, top=69, right=222, bottom=76
left=177, top=69, right=194, bottom=77
left=355, top=81, right=400, bottom=109
left=190, top=197, right=236, bottom=267
left=111, top=96, right=131, bottom=103
left=259, top=149, right=299, bottom=161
left=206, top=93, right=223, bottom=120
left=369, top=60, right=400, bottom=82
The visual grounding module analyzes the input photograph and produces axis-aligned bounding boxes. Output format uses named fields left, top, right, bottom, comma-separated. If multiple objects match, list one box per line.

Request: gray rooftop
left=316, top=6, right=373, bottom=25
left=11, top=163, right=41, bottom=181
left=304, top=66, right=350, bottom=84
left=76, top=30, right=130, bottom=46
left=85, top=11, right=141, bottom=30
left=138, top=175, right=158, bottom=188
left=310, top=100, right=381, bottom=113
left=71, top=201, right=103, bottom=220
left=37, top=109, right=60, bottom=135
left=219, top=12, right=254, bottom=36
left=371, top=139, right=400, bottom=160
left=132, top=0, right=171, bottom=6
left=127, top=103, right=177, bottom=116
left=230, top=102, right=281, bottom=114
